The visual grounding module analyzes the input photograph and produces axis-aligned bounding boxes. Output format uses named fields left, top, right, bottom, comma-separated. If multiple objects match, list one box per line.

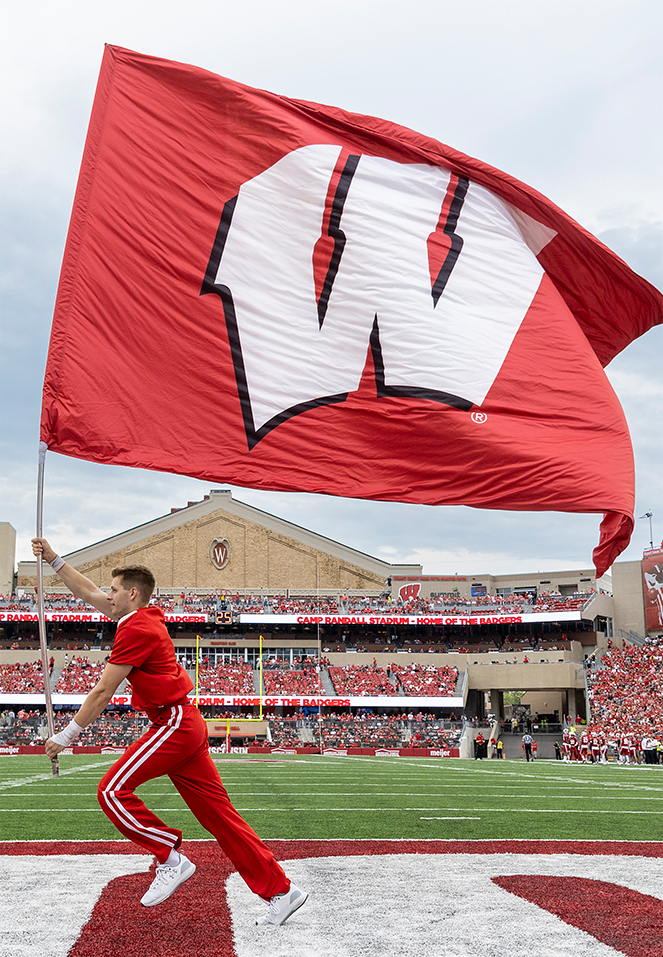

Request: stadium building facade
left=2, top=491, right=661, bottom=747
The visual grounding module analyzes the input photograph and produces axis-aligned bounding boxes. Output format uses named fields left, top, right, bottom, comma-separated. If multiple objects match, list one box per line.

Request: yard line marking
left=0, top=761, right=112, bottom=791
left=4, top=791, right=663, bottom=802
left=420, top=816, right=481, bottom=820
left=7, top=805, right=663, bottom=815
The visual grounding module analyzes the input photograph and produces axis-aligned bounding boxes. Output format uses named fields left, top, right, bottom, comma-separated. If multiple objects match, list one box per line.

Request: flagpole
left=36, top=441, right=59, bottom=777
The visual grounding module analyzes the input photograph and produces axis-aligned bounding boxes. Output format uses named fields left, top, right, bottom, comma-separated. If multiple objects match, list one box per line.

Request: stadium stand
left=54, top=658, right=105, bottom=693
left=194, top=663, right=255, bottom=694
left=0, top=662, right=44, bottom=693
left=318, top=712, right=462, bottom=749
left=391, top=663, right=458, bottom=696
left=262, top=669, right=324, bottom=695
left=2, top=589, right=595, bottom=617
left=0, top=709, right=150, bottom=747
left=328, top=665, right=397, bottom=696
left=586, top=639, right=663, bottom=738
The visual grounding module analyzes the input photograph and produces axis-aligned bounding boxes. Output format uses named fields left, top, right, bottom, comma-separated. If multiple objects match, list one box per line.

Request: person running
left=568, top=729, right=579, bottom=762
left=522, top=732, right=533, bottom=761
left=32, top=537, right=306, bottom=928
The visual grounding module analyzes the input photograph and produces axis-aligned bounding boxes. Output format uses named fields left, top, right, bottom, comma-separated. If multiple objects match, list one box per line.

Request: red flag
left=41, top=46, right=663, bottom=575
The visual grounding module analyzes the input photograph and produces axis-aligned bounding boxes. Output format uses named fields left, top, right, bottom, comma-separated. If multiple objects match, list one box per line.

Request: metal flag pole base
left=36, top=441, right=59, bottom=777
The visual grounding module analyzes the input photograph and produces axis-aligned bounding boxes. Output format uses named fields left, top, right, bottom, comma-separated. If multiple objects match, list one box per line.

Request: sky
left=1, top=0, right=662, bottom=578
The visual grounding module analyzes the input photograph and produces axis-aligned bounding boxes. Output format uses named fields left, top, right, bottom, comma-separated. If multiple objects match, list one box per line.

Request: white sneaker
left=140, top=854, right=196, bottom=907
left=256, top=883, right=308, bottom=929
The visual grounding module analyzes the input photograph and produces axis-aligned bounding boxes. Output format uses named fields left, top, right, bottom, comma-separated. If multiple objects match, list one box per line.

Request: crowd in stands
left=173, top=594, right=218, bottom=614
left=262, top=669, right=324, bottom=695
left=318, top=712, right=462, bottom=749
left=194, top=662, right=255, bottom=694
left=268, top=714, right=311, bottom=748
left=391, top=663, right=458, bottom=696
left=72, top=711, right=150, bottom=747
left=532, top=592, right=591, bottom=612
left=0, top=707, right=463, bottom=750
left=54, top=658, right=106, bottom=693
left=0, top=662, right=44, bottom=693
left=586, top=639, right=663, bottom=745
left=329, top=665, right=397, bottom=696
left=0, top=595, right=34, bottom=612
left=0, top=709, right=150, bottom=747
left=321, top=712, right=402, bottom=748
left=219, top=590, right=595, bottom=617
left=1, top=589, right=595, bottom=619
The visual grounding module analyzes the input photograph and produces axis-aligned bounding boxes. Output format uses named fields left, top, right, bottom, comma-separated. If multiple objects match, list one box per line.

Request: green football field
left=2, top=754, right=663, bottom=844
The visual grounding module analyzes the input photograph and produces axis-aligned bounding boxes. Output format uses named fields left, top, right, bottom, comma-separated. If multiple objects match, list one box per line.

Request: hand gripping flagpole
left=36, top=441, right=59, bottom=777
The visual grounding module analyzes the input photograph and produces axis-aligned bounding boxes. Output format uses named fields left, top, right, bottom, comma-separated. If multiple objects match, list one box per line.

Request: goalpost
left=205, top=718, right=269, bottom=752
left=197, top=634, right=269, bottom=751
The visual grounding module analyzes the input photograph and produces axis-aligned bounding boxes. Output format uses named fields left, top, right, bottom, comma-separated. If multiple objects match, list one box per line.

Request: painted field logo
left=4, top=840, right=663, bottom=957
left=399, top=582, right=421, bottom=601
left=210, top=538, right=231, bottom=570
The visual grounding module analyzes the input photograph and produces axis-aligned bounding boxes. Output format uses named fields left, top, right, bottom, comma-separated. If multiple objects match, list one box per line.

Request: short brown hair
left=111, top=565, right=156, bottom=604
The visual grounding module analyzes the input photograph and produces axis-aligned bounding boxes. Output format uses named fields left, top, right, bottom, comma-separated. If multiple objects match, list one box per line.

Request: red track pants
left=97, top=703, right=289, bottom=899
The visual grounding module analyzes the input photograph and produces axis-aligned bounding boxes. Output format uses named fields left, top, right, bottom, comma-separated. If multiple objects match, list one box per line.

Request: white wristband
left=51, top=719, right=84, bottom=747
left=49, top=555, right=66, bottom=572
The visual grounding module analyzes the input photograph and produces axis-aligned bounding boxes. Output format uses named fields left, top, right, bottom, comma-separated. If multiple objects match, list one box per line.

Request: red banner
left=0, top=744, right=460, bottom=758
left=41, top=46, right=663, bottom=575
left=643, top=546, right=663, bottom=631
left=0, top=612, right=206, bottom=623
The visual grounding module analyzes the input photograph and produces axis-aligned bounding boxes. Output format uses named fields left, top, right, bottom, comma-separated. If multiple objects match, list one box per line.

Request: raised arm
left=31, top=537, right=114, bottom=617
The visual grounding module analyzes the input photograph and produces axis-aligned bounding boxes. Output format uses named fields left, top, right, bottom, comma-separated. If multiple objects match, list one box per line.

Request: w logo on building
left=209, top=539, right=230, bottom=571
left=399, top=583, right=421, bottom=602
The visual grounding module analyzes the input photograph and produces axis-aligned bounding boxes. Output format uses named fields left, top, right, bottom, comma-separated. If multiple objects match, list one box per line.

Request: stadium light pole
left=36, top=441, right=59, bottom=777
left=641, top=511, right=654, bottom=549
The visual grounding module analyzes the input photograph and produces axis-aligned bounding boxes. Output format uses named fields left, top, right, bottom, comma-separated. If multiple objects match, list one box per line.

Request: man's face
left=108, top=576, right=136, bottom=620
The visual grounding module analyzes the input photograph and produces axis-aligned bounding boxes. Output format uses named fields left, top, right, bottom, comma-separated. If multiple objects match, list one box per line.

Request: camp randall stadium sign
left=3, top=839, right=663, bottom=956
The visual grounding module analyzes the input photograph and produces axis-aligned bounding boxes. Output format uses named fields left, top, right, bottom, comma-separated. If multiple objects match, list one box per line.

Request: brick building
left=17, top=488, right=420, bottom=594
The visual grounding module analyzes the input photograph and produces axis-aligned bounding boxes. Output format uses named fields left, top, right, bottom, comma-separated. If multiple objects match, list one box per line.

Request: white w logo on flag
left=202, top=145, right=553, bottom=448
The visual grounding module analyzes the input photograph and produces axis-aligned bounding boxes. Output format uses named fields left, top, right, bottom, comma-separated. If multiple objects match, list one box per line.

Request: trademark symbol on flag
left=471, top=411, right=488, bottom=423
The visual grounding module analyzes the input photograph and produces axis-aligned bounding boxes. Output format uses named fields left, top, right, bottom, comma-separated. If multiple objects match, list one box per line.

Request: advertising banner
left=0, top=744, right=460, bottom=758
left=239, top=611, right=582, bottom=625
left=0, top=612, right=207, bottom=623
left=643, top=546, right=663, bottom=631
left=0, top=692, right=464, bottom=708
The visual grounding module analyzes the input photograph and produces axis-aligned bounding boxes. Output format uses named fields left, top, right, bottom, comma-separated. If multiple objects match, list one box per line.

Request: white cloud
left=1, top=0, right=662, bottom=580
